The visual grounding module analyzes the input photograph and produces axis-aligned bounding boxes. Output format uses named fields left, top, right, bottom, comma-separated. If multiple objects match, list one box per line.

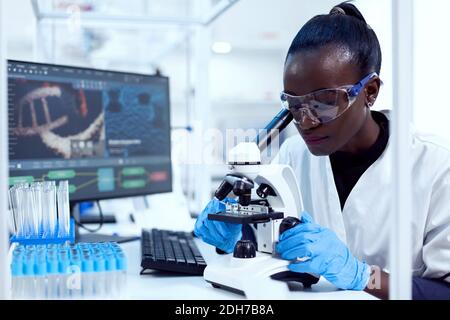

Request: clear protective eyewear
left=280, top=72, right=379, bottom=125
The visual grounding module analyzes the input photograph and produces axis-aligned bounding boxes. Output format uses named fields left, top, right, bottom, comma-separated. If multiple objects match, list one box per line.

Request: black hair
left=286, top=1, right=382, bottom=77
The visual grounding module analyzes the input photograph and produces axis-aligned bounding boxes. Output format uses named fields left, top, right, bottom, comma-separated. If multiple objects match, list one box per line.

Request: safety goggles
left=280, top=72, right=379, bottom=125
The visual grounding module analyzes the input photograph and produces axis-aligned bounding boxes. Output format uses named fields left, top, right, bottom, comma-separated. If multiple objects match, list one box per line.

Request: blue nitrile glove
left=194, top=198, right=242, bottom=253
left=276, top=212, right=370, bottom=290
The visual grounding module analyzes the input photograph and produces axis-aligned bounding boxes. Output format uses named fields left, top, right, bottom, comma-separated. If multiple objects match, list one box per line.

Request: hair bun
left=330, top=6, right=346, bottom=16
left=330, top=2, right=367, bottom=24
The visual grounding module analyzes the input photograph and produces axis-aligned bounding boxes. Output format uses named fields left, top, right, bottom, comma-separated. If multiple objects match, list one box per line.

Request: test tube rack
left=10, top=219, right=75, bottom=245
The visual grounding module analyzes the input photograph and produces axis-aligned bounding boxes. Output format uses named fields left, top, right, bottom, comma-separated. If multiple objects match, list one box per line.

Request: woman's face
left=283, top=45, right=378, bottom=156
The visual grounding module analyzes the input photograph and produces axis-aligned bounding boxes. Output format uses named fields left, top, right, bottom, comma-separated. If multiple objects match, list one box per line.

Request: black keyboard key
left=188, top=242, right=202, bottom=257
left=197, top=260, right=207, bottom=267
left=181, top=245, right=195, bottom=263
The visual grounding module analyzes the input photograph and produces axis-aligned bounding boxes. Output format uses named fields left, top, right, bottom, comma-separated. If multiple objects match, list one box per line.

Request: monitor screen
left=7, top=60, right=172, bottom=202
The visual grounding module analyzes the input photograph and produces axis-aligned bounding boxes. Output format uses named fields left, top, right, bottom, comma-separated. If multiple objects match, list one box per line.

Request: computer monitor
left=7, top=60, right=172, bottom=241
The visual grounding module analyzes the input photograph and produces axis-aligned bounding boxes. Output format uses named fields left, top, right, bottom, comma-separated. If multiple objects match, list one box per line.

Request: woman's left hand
left=276, top=212, right=371, bottom=290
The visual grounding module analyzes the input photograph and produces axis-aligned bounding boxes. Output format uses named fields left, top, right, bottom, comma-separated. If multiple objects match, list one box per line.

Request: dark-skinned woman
left=195, top=2, right=450, bottom=300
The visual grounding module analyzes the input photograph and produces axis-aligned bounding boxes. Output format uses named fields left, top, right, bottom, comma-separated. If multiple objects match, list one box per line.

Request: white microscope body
left=203, top=142, right=317, bottom=295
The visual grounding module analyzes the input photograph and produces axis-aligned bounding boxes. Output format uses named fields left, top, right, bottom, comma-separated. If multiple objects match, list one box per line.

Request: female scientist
left=194, top=2, right=450, bottom=299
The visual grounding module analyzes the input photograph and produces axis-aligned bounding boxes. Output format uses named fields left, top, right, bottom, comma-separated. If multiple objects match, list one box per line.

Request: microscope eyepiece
left=232, top=180, right=253, bottom=206
left=215, top=180, right=233, bottom=201
left=215, top=174, right=254, bottom=202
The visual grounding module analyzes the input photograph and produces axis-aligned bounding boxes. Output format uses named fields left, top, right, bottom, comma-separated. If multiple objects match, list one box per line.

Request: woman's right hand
left=194, top=198, right=242, bottom=253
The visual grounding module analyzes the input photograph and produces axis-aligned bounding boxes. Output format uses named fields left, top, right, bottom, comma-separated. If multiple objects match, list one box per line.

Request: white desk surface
left=83, top=194, right=377, bottom=300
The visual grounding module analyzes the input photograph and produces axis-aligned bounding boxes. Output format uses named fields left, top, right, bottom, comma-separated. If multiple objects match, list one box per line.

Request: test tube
left=8, top=186, right=18, bottom=235
left=46, top=251, right=59, bottom=299
left=32, top=183, right=44, bottom=236
left=25, top=184, right=34, bottom=237
left=70, top=254, right=82, bottom=299
left=23, top=252, right=35, bottom=299
left=57, top=181, right=70, bottom=237
left=115, top=251, right=127, bottom=298
left=15, top=185, right=26, bottom=237
left=104, top=252, right=116, bottom=298
left=43, top=182, right=57, bottom=237
left=58, top=247, right=70, bottom=299
left=81, top=251, right=94, bottom=299
left=93, top=252, right=106, bottom=298
left=11, top=250, right=25, bottom=299
left=14, top=185, right=28, bottom=237
left=35, top=253, right=47, bottom=299
left=41, top=186, right=51, bottom=238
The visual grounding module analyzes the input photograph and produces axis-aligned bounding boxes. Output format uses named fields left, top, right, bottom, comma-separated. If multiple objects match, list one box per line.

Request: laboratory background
left=0, top=0, right=448, bottom=301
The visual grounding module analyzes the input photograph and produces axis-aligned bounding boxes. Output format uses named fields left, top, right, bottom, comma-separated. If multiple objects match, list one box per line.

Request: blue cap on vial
left=47, top=244, right=58, bottom=250
left=47, top=257, right=59, bottom=274
left=82, top=257, right=94, bottom=273
left=35, top=258, right=47, bottom=276
left=94, top=254, right=105, bottom=272
left=11, top=258, right=23, bottom=277
left=104, top=254, right=116, bottom=272
left=116, top=253, right=127, bottom=271
left=71, top=254, right=82, bottom=268
left=23, top=256, right=35, bottom=276
left=13, top=245, right=25, bottom=256
left=59, top=256, right=70, bottom=275
left=111, top=243, right=122, bottom=253
left=59, top=247, right=69, bottom=259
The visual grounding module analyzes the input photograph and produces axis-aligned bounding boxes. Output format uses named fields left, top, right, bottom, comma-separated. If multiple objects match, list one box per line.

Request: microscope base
left=204, top=253, right=319, bottom=296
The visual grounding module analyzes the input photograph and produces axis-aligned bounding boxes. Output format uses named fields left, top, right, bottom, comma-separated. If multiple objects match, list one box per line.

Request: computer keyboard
left=140, top=228, right=207, bottom=275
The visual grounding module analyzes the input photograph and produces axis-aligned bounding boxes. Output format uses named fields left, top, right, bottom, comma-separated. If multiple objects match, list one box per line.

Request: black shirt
left=329, top=111, right=390, bottom=210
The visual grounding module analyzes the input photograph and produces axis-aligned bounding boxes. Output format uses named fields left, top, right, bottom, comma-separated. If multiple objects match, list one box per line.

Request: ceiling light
left=211, top=41, right=232, bottom=54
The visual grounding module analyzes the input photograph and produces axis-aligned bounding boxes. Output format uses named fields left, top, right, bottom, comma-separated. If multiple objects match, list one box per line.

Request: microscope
left=203, top=108, right=319, bottom=295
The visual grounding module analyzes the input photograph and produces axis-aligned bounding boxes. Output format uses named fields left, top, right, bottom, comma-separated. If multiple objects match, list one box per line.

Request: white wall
left=210, top=49, right=284, bottom=104
left=414, top=0, right=450, bottom=139
left=354, top=0, right=393, bottom=111
left=4, top=0, right=35, bottom=61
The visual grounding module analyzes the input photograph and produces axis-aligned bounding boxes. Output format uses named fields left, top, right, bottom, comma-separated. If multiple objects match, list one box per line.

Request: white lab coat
left=274, top=114, right=450, bottom=282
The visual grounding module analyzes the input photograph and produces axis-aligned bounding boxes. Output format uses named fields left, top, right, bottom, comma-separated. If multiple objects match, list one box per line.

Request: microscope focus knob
left=279, top=217, right=301, bottom=235
left=233, top=240, right=256, bottom=259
